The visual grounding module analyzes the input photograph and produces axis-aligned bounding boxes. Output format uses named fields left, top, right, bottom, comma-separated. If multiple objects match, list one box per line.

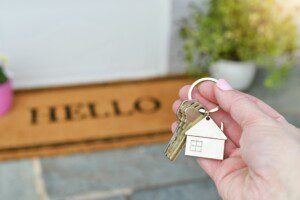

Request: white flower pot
left=209, top=60, right=256, bottom=90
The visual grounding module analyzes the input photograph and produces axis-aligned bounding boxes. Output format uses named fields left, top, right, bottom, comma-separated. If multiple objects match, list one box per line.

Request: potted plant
left=0, top=57, right=13, bottom=116
left=181, top=0, right=298, bottom=90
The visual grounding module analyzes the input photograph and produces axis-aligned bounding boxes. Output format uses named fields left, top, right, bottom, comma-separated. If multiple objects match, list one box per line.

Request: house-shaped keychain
left=185, top=116, right=227, bottom=160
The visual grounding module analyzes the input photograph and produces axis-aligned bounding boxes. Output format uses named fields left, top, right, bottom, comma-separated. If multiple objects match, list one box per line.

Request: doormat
left=0, top=77, right=195, bottom=160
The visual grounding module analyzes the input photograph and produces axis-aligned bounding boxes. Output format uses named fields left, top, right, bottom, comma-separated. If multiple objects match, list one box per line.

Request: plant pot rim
left=216, top=59, right=255, bottom=64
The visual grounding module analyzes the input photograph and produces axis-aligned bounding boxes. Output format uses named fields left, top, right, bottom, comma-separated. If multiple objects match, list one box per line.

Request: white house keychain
left=185, top=78, right=227, bottom=160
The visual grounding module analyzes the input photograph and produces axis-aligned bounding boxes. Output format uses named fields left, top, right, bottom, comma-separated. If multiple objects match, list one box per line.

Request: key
left=166, top=113, right=204, bottom=161
left=164, top=100, right=205, bottom=161
left=164, top=100, right=207, bottom=161
left=176, top=100, right=201, bottom=120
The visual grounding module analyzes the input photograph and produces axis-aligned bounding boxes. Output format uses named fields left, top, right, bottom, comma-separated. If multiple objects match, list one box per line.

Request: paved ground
left=0, top=66, right=299, bottom=200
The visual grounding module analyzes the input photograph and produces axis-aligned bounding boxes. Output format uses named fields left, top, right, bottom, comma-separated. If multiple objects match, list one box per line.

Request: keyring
left=188, top=77, right=220, bottom=113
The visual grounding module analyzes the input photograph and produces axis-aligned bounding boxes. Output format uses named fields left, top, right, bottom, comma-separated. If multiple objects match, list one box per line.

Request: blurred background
left=0, top=0, right=299, bottom=199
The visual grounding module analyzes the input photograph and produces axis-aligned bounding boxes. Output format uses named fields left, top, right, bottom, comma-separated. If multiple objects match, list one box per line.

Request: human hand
left=172, top=79, right=300, bottom=200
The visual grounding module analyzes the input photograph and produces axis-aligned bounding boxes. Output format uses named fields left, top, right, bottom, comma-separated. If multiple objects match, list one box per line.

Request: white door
left=0, top=0, right=171, bottom=89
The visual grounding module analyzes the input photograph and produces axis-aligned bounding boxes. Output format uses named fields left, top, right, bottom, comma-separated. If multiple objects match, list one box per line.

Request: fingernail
left=216, top=79, right=233, bottom=91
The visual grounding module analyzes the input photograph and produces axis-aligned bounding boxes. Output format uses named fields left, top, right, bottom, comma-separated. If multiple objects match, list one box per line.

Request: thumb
left=214, top=79, right=270, bottom=128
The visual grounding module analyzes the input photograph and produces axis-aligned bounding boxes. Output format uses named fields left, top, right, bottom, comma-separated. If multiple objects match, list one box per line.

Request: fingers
left=214, top=79, right=270, bottom=128
left=199, top=81, right=287, bottom=123
left=179, top=85, right=219, bottom=111
left=196, top=139, right=238, bottom=180
left=172, top=83, right=241, bottom=179
left=171, top=121, right=177, bottom=133
left=172, top=99, right=182, bottom=113
left=196, top=159, right=221, bottom=180
left=177, top=85, right=242, bottom=147
left=223, top=138, right=238, bottom=158
left=190, top=88, right=242, bottom=147
left=179, top=85, right=190, bottom=100
left=172, top=88, right=239, bottom=155
left=197, top=82, right=216, bottom=102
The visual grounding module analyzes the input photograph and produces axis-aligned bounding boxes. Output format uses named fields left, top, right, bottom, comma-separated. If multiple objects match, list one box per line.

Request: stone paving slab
left=99, top=196, right=127, bottom=200
left=0, top=159, right=39, bottom=200
left=103, top=197, right=126, bottom=200
left=40, top=144, right=208, bottom=199
left=131, top=179, right=220, bottom=200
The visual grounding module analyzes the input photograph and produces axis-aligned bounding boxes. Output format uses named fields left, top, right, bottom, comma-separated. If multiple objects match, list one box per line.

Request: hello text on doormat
left=0, top=77, right=194, bottom=160
left=30, top=96, right=161, bottom=125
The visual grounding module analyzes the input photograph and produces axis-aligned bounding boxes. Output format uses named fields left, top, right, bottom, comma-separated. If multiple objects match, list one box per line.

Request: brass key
left=164, top=100, right=206, bottom=161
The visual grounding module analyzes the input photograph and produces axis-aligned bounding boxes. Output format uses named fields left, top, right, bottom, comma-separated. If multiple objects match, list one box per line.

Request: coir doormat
left=0, top=77, right=195, bottom=160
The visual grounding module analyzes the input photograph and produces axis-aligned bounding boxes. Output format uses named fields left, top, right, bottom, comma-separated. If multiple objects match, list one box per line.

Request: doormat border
left=0, top=130, right=169, bottom=153
left=15, top=75, right=193, bottom=93
left=0, top=131, right=170, bottom=160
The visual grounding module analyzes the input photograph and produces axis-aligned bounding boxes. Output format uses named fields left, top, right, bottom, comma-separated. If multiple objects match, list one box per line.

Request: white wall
left=0, top=0, right=171, bottom=89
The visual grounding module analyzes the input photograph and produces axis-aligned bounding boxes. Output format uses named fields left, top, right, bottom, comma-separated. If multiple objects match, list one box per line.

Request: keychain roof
left=185, top=116, right=227, bottom=140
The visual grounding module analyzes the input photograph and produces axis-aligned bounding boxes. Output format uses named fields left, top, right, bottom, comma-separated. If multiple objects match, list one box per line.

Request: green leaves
left=264, top=58, right=293, bottom=88
left=181, top=0, right=298, bottom=88
left=0, top=67, right=8, bottom=84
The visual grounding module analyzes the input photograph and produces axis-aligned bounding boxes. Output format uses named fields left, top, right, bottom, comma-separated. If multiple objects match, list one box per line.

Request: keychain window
left=190, top=140, right=203, bottom=152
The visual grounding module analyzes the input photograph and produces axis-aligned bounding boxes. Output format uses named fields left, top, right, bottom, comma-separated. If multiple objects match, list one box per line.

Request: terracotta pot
left=0, top=80, right=13, bottom=116
left=209, top=60, right=256, bottom=90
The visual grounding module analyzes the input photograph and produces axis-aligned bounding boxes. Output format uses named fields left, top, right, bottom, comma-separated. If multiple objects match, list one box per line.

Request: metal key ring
left=188, top=77, right=220, bottom=113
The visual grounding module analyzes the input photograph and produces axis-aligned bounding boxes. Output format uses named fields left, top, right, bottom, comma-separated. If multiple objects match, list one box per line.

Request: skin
left=172, top=80, right=300, bottom=200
